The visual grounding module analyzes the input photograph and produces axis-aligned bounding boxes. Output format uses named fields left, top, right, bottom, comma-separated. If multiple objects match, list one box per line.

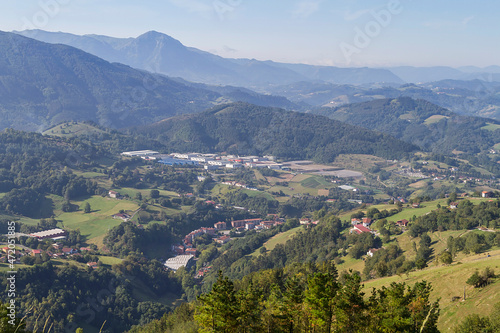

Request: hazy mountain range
left=15, top=30, right=500, bottom=88
left=0, top=31, right=300, bottom=131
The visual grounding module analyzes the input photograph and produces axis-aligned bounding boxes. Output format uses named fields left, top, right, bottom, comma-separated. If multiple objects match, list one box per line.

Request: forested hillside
left=0, top=31, right=221, bottom=130
left=129, top=263, right=440, bottom=333
left=313, top=97, right=500, bottom=155
left=134, top=102, right=418, bottom=162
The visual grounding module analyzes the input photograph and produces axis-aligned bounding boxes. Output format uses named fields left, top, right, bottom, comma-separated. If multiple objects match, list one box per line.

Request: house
left=215, top=235, right=230, bottom=244
left=80, top=247, right=93, bottom=252
left=482, top=191, right=493, bottom=198
left=31, top=249, right=42, bottom=257
left=351, top=218, right=361, bottom=225
left=214, top=221, right=227, bottom=230
left=1, top=247, right=9, bottom=253
left=52, top=243, right=63, bottom=250
left=185, top=248, right=197, bottom=256
left=260, top=221, right=275, bottom=229
left=62, top=248, right=76, bottom=255
left=245, top=222, right=255, bottom=230
left=396, top=219, right=409, bottom=227
left=362, top=218, right=372, bottom=227
left=112, top=213, right=130, bottom=221
left=109, top=190, right=119, bottom=198
left=300, top=218, right=311, bottom=225
left=449, top=202, right=459, bottom=209
left=367, top=248, right=380, bottom=257
left=412, top=203, right=420, bottom=208
left=172, top=245, right=185, bottom=255
left=87, top=262, right=98, bottom=269
left=351, top=224, right=371, bottom=234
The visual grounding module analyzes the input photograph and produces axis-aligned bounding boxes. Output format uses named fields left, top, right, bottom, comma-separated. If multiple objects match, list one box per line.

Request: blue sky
left=2, top=0, right=499, bottom=67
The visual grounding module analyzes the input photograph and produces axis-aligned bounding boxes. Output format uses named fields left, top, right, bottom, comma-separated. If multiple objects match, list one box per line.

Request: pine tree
left=305, top=261, right=339, bottom=333
left=195, top=271, right=239, bottom=333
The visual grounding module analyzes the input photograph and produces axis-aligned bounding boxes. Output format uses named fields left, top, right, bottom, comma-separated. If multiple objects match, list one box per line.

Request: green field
left=98, top=255, right=124, bottom=266
left=362, top=250, right=500, bottom=331
left=387, top=199, right=449, bottom=222
left=43, top=122, right=106, bottom=137
left=300, top=175, right=332, bottom=189
left=481, top=123, right=500, bottom=131
left=111, top=187, right=180, bottom=199
left=56, top=195, right=140, bottom=241
left=251, top=226, right=303, bottom=256
left=424, top=115, right=449, bottom=125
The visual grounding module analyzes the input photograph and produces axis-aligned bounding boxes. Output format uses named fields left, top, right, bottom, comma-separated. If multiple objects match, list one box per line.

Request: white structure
left=164, top=255, right=194, bottom=271
left=208, top=160, right=224, bottom=166
left=121, top=150, right=159, bottom=157
left=30, top=228, right=66, bottom=240
left=226, top=163, right=243, bottom=169
left=173, top=153, right=200, bottom=159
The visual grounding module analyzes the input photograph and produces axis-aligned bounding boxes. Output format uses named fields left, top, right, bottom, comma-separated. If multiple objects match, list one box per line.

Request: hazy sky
left=2, top=0, right=499, bottom=67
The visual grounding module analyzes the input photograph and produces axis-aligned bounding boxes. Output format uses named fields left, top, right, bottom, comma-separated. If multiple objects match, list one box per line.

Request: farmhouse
left=87, top=262, right=98, bottom=269
left=112, top=213, right=130, bottom=221
left=367, top=248, right=380, bottom=257
left=109, top=190, right=119, bottom=198
left=350, top=224, right=372, bottom=234
left=396, top=219, right=409, bottom=227
left=215, top=235, right=230, bottom=244
left=362, top=218, right=372, bottom=227
left=482, top=191, right=493, bottom=198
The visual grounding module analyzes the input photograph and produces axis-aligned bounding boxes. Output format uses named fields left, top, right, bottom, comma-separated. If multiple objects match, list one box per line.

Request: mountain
left=15, top=30, right=405, bottom=88
left=312, top=97, right=500, bottom=155
left=387, top=66, right=466, bottom=83
left=133, top=102, right=418, bottom=162
left=0, top=31, right=302, bottom=132
left=270, top=62, right=404, bottom=85
left=0, top=31, right=230, bottom=131
left=269, top=80, right=500, bottom=120
left=386, top=66, right=500, bottom=83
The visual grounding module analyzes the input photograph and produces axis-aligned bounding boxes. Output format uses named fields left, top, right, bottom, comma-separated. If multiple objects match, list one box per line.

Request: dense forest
left=314, top=97, right=500, bottom=157
left=0, top=129, right=103, bottom=217
left=130, top=262, right=441, bottom=333
left=0, top=261, right=179, bottom=332
left=133, top=103, right=418, bottom=163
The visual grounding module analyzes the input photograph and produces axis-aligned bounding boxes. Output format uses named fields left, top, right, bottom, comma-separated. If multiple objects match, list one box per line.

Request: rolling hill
left=312, top=97, right=500, bottom=155
left=133, top=102, right=418, bottom=162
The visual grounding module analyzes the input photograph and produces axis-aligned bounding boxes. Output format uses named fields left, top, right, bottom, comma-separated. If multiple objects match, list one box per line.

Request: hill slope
left=0, top=31, right=225, bottom=131
left=312, top=97, right=500, bottom=155
left=133, top=102, right=418, bottom=162
left=15, top=30, right=404, bottom=87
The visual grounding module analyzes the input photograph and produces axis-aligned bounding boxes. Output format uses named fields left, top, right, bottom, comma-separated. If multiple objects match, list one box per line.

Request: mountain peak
left=137, top=31, right=181, bottom=43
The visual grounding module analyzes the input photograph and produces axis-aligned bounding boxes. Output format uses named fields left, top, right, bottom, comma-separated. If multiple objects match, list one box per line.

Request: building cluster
left=221, top=181, right=258, bottom=191
left=121, top=150, right=282, bottom=170
left=1, top=244, right=95, bottom=264
left=350, top=217, right=374, bottom=234
left=183, top=227, right=217, bottom=247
